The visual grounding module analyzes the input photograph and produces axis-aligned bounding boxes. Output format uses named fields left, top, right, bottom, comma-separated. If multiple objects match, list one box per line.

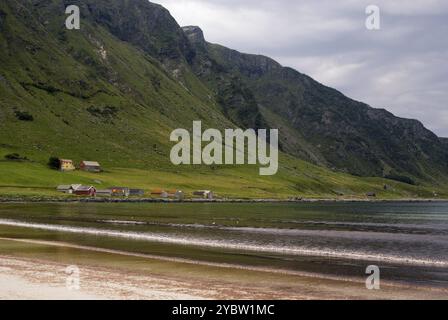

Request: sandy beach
left=0, top=255, right=211, bottom=300
left=1, top=252, right=323, bottom=300
left=1, top=239, right=448, bottom=300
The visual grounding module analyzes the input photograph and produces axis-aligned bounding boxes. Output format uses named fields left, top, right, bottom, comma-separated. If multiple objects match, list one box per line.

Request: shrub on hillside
left=87, top=105, right=119, bottom=118
left=4, top=153, right=28, bottom=161
left=385, top=174, right=416, bottom=185
left=48, top=156, right=60, bottom=170
left=14, top=111, right=34, bottom=121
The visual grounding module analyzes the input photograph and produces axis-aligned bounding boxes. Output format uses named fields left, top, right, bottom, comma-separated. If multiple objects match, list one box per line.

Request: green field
left=1, top=156, right=446, bottom=199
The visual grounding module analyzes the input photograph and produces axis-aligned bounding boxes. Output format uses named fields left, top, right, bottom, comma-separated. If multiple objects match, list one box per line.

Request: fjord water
left=0, top=202, right=448, bottom=288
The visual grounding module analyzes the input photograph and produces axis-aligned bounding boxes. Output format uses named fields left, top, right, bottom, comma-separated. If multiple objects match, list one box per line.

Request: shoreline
left=1, top=196, right=447, bottom=204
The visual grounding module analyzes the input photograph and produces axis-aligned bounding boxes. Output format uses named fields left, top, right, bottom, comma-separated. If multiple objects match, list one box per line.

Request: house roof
left=151, top=189, right=167, bottom=194
left=81, top=161, right=101, bottom=167
left=59, top=159, right=73, bottom=163
left=109, top=187, right=129, bottom=190
left=74, top=185, right=94, bottom=191
left=57, top=185, right=72, bottom=190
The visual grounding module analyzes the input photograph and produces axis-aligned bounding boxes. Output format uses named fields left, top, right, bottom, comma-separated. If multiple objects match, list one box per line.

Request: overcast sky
left=154, top=0, right=448, bottom=137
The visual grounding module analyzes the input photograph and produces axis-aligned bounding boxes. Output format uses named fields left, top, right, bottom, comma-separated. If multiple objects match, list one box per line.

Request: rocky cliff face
left=182, top=26, right=448, bottom=180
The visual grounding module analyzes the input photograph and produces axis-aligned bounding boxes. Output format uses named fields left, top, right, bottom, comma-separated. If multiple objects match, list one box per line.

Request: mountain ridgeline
left=182, top=26, right=448, bottom=180
left=1, top=0, right=447, bottom=183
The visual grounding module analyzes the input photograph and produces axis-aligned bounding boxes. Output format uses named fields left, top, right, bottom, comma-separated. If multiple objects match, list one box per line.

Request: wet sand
left=1, top=238, right=447, bottom=300
left=0, top=255, right=206, bottom=300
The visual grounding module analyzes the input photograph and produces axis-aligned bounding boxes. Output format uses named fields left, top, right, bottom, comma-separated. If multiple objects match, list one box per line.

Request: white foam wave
left=1, top=219, right=447, bottom=267
left=99, top=220, right=147, bottom=225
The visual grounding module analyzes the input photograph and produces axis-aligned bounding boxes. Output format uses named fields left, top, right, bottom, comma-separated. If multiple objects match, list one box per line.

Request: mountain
left=182, top=26, right=448, bottom=180
left=0, top=0, right=231, bottom=169
left=0, top=0, right=447, bottom=198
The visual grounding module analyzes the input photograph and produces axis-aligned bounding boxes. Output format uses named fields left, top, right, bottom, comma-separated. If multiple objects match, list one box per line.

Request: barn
left=96, top=189, right=112, bottom=197
left=129, top=189, right=145, bottom=196
left=56, top=185, right=75, bottom=194
left=193, top=190, right=214, bottom=200
left=80, top=161, right=102, bottom=172
left=73, top=186, right=96, bottom=196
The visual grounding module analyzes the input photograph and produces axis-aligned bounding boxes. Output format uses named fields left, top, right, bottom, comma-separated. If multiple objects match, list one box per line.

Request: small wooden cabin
left=56, top=185, right=74, bottom=194
left=80, top=161, right=102, bottom=173
left=166, top=190, right=185, bottom=200
left=129, top=189, right=145, bottom=196
left=151, top=189, right=168, bottom=198
left=96, top=189, right=112, bottom=197
left=110, top=187, right=130, bottom=197
left=56, top=184, right=84, bottom=194
left=174, top=190, right=185, bottom=200
left=59, top=159, right=75, bottom=172
left=193, top=190, right=214, bottom=200
left=73, top=186, right=96, bottom=196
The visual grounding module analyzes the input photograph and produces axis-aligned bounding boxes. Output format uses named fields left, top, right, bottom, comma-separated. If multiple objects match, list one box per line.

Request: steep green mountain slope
left=0, top=0, right=232, bottom=168
left=0, top=0, right=447, bottom=199
left=183, top=26, right=448, bottom=181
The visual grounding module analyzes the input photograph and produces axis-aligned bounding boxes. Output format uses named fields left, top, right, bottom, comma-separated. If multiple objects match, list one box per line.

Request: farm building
left=109, top=187, right=130, bottom=197
left=193, top=190, right=214, bottom=200
left=129, top=189, right=145, bottom=196
left=56, top=185, right=75, bottom=194
left=151, top=189, right=168, bottom=198
left=80, top=161, right=102, bottom=172
left=96, top=189, right=112, bottom=197
left=56, top=184, right=84, bottom=194
left=73, top=186, right=96, bottom=196
left=174, top=190, right=185, bottom=200
left=59, top=159, right=75, bottom=172
left=167, top=190, right=185, bottom=200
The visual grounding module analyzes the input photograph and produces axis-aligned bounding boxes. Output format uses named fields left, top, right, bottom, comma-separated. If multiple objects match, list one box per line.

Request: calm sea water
left=0, top=202, right=447, bottom=287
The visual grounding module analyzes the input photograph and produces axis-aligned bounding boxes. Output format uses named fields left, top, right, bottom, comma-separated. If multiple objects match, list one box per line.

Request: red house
left=73, top=186, right=96, bottom=196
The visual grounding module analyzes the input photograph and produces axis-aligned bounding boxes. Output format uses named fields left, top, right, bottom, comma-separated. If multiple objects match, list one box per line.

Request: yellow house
left=60, top=159, right=76, bottom=171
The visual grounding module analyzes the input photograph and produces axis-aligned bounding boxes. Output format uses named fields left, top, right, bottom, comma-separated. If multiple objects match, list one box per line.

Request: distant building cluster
left=56, top=158, right=215, bottom=200
left=56, top=184, right=213, bottom=200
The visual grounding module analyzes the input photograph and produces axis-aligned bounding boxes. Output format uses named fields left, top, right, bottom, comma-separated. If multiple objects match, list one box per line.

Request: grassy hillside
left=1, top=155, right=446, bottom=200
left=0, top=0, right=447, bottom=199
left=0, top=0, right=234, bottom=167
